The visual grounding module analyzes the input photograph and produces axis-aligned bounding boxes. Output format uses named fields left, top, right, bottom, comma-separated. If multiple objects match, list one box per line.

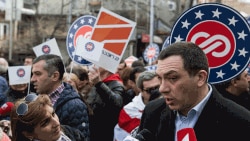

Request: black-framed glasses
left=16, top=93, right=38, bottom=116
left=143, top=85, right=160, bottom=94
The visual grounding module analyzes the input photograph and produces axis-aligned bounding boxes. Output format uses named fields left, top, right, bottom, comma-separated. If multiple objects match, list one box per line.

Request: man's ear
left=22, top=131, right=34, bottom=140
left=231, top=79, right=237, bottom=86
left=51, top=71, right=60, bottom=81
left=197, top=70, right=208, bottom=87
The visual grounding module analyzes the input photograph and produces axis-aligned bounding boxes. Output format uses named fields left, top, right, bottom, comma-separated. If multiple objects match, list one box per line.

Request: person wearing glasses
left=30, top=54, right=90, bottom=140
left=113, top=71, right=162, bottom=141
left=10, top=93, right=85, bottom=141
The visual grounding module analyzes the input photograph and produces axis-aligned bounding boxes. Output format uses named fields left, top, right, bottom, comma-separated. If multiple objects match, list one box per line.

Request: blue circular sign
left=42, top=45, right=51, bottom=54
left=17, top=68, right=25, bottom=77
left=170, top=3, right=250, bottom=84
left=66, top=15, right=96, bottom=66
left=85, top=42, right=95, bottom=52
left=143, top=43, right=160, bottom=63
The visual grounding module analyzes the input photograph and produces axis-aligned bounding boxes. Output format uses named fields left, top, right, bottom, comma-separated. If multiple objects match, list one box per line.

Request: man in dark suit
left=213, top=69, right=250, bottom=110
left=134, top=42, right=250, bottom=141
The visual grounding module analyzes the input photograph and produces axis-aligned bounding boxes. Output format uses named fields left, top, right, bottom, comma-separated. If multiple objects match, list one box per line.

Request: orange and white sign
left=89, top=7, right=136, bottom=73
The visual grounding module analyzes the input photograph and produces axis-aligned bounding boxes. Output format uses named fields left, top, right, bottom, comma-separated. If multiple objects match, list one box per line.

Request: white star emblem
left=237, top=30, right=247, bottom=40
left=238, top=48, right=248, bottom=57
left=174, top=35, right=183, bottom=42
left=212, top=8, right=222, bottom=19
left=70, top=33, right=73, bottom=38
left=195, top=10, right=204, bottom=20
left=80, top=19, right=85, bottom=24
left=228, top=16, right=238, bottom=26
left=89, top=18, right=93, bottom=24
left=69, top=42, right=73, bottom=48
left=77, top=56, right=82, bottom=61
left=216, top=70, right=225, bottom=79
left=73, top=24, right=78, bottom=30
left=181, top=19, right=191, bottom=29
left=230, top=61, right=240, bottom=71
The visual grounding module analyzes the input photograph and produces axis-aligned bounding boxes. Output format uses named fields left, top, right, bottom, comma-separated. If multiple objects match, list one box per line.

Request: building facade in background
left=0, top=0, right=248, bottom=65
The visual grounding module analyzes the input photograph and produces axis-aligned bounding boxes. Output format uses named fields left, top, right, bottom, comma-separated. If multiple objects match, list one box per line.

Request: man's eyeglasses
left=143, top=85, right=160, bottom=94
left=16, top=93, right=38, bottom=116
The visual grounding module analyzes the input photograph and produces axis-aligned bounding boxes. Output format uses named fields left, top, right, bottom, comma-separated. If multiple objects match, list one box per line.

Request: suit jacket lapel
left=157, top=107, right=176, bottom=141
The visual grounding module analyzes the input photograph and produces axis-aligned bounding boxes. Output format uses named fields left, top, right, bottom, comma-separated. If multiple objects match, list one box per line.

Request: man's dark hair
left=131, top=60, right=145, bottom=68
left=33, top=54, right=65, bottom=80
left=129, top=66, right=146, bottom=83
left=120, top=59, right=127, bottom=67
left=158, top=42, right=209, bottom=77
left=214, top=73, right=241, bottom=90
left=24, top=55, right=35, bottom=61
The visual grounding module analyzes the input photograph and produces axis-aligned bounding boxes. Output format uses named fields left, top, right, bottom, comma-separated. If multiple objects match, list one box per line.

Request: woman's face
left=10, top=84, right=28, bottom=91
left=63, top=73, right=79, bottom=91
left=32, top=105, right=61, bottom=141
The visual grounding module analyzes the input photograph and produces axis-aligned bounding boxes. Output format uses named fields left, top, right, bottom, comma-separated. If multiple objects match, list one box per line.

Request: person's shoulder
left=211, top=89, right=250, bottom=119
left=0, top=76, right=6, bottom=81
left=62, top=83, right=80, bottom=96
left=63, top=82, right=74, bottom=90
left=61, top=125, right=85, bottom=141
left=144, top=98, right=167, bottom=113
left=58, top=84, right=86, bottom=106
left=0, top=76, right=7, bottom=86
left=106, top=80, right=124, bottom=87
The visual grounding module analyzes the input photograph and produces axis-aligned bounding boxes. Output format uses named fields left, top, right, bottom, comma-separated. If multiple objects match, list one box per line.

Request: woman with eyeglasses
left=10, top=94, right=85, bottom=141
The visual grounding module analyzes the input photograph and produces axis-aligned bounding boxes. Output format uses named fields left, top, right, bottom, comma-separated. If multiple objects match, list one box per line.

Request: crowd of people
left=0, top=41, right=249, bottom=141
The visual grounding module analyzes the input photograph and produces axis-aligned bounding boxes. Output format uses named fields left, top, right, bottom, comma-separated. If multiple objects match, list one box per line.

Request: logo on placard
left=66, top=15, right=96, bottom=65
left=42, top=45, right=51, bottom=54
left=143, top=43, right=160, bottom=63
left=17, top=68, right=25, bottom=78
left=85, top=42, right=95, bottom=52
left=170, top=3, right=250, bottom=84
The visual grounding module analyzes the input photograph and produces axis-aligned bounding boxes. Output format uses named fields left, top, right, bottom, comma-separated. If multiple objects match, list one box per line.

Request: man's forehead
left=25, top=58, right=33, bottom=61
left=32, top=62, right=46, bottom=71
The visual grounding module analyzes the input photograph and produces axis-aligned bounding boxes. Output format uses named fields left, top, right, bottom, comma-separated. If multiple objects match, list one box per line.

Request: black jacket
left=87, top=79, right=125, bottom=141
left=137, top=85, right=250, bottom=141
left=61, top=125, right=86, bottom=141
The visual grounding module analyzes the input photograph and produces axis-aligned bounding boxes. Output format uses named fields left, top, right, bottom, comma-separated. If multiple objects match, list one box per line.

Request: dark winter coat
left=87, top=74, right=125, bottom=141
left=54, top=82, right=90, bottom=141
left=136, top=84, right=250, bottom=141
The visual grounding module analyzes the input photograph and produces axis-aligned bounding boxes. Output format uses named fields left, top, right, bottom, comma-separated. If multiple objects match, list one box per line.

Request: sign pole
left=149, top=0, right=154, bottom=65
left=9, top=0, right=13, bottom=61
